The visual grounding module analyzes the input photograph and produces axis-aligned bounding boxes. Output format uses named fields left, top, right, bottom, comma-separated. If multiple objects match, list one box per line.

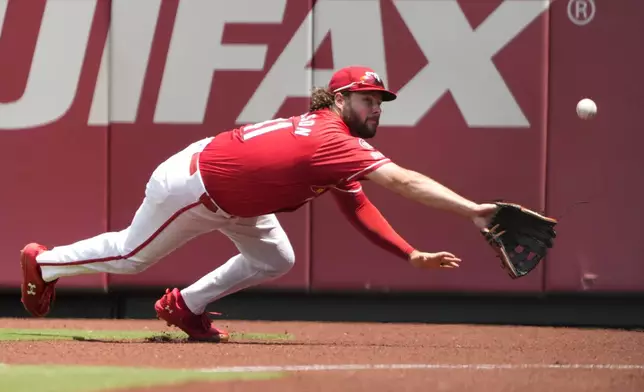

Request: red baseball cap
left=328, top=66, right=397, bottom=101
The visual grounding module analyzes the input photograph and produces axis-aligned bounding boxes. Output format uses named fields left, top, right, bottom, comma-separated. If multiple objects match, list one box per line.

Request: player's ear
left=334, top=92, right=347, bottom=109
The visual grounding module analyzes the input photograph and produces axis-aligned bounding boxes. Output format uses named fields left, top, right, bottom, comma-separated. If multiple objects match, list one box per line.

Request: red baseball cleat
left=20, top=243, right=58, bottom=317
left=154, top=288, right=229, bottom=343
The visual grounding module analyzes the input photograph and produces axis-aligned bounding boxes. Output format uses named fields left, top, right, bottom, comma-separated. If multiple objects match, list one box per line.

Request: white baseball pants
left=36, top=137, right=295, bottom=314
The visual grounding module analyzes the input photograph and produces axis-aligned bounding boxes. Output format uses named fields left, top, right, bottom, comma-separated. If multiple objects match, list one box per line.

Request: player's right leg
left=20, top=137, right=232, bottom=317
left=154, top=213, right=295, bottom=342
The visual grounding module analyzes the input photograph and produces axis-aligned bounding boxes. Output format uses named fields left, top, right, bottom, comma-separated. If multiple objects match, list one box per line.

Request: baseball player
left=20, top=66, right=498, bottom=342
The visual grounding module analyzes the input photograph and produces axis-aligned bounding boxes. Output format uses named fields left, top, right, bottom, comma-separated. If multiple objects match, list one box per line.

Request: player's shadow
left=68, top=335, right=416, bottom=348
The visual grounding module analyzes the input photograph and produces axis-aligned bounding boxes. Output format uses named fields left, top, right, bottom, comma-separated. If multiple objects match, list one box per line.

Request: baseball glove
left=481, top=202, right=557, bottom=279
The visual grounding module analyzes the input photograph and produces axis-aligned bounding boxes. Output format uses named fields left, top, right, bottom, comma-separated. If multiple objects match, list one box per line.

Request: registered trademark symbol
left=568, top=0, right=595, bottom=26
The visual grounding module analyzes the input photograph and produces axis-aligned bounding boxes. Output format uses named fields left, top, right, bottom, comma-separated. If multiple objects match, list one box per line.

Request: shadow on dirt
left=67, top=335, right=433, bottom=348
left=67, top=333, right=189, bottom=344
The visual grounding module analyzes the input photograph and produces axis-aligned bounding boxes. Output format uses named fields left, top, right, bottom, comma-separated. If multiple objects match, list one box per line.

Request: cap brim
left=380, top=89, right=397, bottom=102
left=350, top=86, right=397, bottom=101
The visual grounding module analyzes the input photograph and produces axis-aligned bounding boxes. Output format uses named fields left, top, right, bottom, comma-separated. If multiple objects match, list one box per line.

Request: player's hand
left=408, top=250, right=462, bottom=269
left=471, top=203, right=498, bottom=230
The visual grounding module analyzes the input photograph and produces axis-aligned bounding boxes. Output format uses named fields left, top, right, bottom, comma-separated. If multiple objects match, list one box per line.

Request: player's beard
left=342, top=105, right=378, bottom=139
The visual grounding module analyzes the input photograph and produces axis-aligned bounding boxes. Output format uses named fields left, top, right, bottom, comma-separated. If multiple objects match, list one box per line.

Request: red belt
left=189, top=152, right=199, bottom=176
left=190, top=152, right=220, bottom=214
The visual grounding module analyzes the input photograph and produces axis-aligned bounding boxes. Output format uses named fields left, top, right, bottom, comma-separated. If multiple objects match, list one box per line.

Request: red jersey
left=198, top=109, right=391, bottom=217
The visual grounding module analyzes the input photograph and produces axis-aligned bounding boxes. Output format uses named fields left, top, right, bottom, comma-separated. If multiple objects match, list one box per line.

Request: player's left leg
left=20, top=137, right=234, bottom=318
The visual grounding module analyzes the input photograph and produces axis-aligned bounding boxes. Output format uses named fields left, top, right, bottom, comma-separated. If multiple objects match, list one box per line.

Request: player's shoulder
left=306, top=109, right=344, bottom=131
left=301, top=110, right=380, bottom=154
left=308, top=111, right=351, bottom=140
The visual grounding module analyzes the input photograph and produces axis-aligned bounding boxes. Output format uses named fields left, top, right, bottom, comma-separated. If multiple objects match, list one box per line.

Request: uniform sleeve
left=312, top=133, right=391, bottom=185
left=331, top=181, right=415, bottom=260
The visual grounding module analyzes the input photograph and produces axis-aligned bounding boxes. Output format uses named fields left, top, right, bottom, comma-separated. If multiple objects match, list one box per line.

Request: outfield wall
left=1, top=0, right=642, bottom=295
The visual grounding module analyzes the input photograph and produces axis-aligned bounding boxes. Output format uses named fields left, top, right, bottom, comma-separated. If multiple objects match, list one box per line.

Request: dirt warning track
left=1, top=318, right=643, bottom=391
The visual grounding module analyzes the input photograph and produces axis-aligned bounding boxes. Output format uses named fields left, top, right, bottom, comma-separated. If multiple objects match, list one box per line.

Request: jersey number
left=241, top=113, right=317, bottom=140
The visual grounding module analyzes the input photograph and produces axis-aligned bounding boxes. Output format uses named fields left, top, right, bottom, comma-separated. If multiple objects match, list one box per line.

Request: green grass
left=0, top=328, right=294, bottom=342
left=0, top=364, right=282, bottom=392
left=0, top=327, right=292, bottom=391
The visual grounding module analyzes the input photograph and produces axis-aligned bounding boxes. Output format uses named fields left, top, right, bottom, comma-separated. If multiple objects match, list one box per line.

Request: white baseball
left=576, top=98, right=597, bottom=119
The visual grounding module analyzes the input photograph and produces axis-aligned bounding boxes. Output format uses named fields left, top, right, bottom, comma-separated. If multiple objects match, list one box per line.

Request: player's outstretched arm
left=331, top=184, right=464, bottom=269
left=365, top=162, right=496, bottom=224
